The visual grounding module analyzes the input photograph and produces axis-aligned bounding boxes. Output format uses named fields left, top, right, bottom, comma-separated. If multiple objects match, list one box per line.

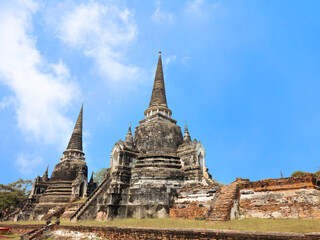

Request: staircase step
left=207, top=182, right=239, bottom=222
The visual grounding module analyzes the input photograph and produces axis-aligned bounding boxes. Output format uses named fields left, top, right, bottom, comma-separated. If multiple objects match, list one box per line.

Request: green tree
left=0, top=179, right=31, bottom=218
left=7, top=178, right=32, bottom=196
left=93, top=168, right=109, bottom=185
left=291, top=171, right=306, bottom=177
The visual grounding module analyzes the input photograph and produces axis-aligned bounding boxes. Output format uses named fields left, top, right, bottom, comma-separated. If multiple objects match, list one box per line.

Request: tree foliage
left=291, top=171, right=306, bottom=177
left=93, top=168, right=109, bottom=185
left=0, top=178, right=32, bottom=218
left=7, top=178, right=32, bottom=196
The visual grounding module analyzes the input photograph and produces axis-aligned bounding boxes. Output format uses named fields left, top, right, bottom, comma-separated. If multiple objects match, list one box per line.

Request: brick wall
left=0, top=224, right=45, bottom=235
left=170, top=202, right=208, bottom=220
left=171, top=175, right=320, bottom=221
left=238, top=174, right=317, bottom=192
left=1, top=224, right=320, bottom=240
left=239, top=174, right=320, bottom=219
left=169, top=184, right=218, bottom=220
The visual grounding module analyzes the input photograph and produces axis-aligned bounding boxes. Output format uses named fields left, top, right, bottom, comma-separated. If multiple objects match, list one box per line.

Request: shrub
left=291, top=171, right=305, bottom=177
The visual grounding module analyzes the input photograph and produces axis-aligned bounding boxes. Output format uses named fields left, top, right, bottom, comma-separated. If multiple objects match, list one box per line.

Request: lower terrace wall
left=238, top=174, right=320, bottom=219
left=169, top=185, right=219, bottom=220
left=170, top=201, right=208, bottom=220
left=2, top=224, right=320, bottom=240
left=170, top=174, right=320, bottom=221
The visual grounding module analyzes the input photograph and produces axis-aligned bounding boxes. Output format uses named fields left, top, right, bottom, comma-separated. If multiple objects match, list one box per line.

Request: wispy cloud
left=0, top=96, right=16, bottom=110
left=181, top=56, right=191, bottom=64
left=185, top=0, right=204, bottom=16
left=151, top=1, right=173, bottom=24
left=0, top=1, right=78, bottom=144
left=165, top=55, right=177, bottom=65
left=185, top=0, right=221, bottom=17
left=57, top=1, right=142, bottom=84
left=16, top=154, right=43, bottom=175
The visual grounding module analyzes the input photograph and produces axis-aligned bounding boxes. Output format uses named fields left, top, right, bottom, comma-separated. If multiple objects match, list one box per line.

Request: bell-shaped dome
left=50, top=160, right=87, bottom=181
left=134, top=116, right=183, bottom=155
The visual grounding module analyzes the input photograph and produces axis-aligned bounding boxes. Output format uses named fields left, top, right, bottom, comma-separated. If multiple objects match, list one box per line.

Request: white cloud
left=50, top=59, right=71, bottom=79
left=185, top=0, right=220, bottom=17
left=16, top=154, right=43, bottom=175
left=181, top=56, right=191, bottom=64
left=186, top=0, right=204, bottom=15
left=0, top=96, right=16, bottom=110
left=165, top=55, right=177, bottom=65
left=57, top=1, right=141, bottom=83
left=0, top=1, right=78, bottom=144
left=151, top=1, right=173, bottom=24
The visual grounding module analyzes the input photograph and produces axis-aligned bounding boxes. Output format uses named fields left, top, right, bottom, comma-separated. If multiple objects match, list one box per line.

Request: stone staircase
left=39, top=181, right=73, bottom=203
left=2, top=198, right=38, bottom=221
left=40, top=201, right=84, bottom=221
left=1, top=202, right=26, bottom=221
left=208, top=182, right=239, bottom=221
left=60, top=202, right=84, bottom=219
left=70, top=172, right=112, bottom=222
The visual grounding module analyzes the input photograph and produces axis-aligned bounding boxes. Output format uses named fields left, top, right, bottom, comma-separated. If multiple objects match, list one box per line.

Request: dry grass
left=2, top=218, right=320, bottom=233
left=64, top=218, right=216, bottom=229
left=212, top=218, right=320, bottom=233
left=72, top=197, right=88, bottom=204
left=1, top=220, right=46, bottom=225
left=1, top=234, right=20, bottom=239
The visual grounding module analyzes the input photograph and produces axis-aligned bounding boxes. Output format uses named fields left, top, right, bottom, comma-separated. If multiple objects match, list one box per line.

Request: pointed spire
left=67, top=105, right=83, bottom=151
left=89, top=171, right=94, bottom=183
left=144, top=52, right=172, bottom=117
left=149, top=51, right=168, bottom=108
left=125, top=122, right=133, bottom=146
left=43, top=165, right=49, bottom=180
left=183, top=121, right=191, bottom=143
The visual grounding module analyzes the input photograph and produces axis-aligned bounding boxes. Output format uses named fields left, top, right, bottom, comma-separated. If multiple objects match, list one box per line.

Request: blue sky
left=1, top=0, right=320, bottom=185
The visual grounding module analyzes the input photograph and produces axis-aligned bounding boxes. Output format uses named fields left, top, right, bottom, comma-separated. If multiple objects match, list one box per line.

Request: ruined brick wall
left=171, top=175, right=320, bottom=221
left=238, top=174, right=317, bottom=192
left=0, top=224, right=45, bottom=235
left=239, top=174, right=320, bottom=219
left=170, top=202, right=208, bottom=220
left=2, top=224, right=320, bottom=240
left=169, top=185, right=219, bottom=220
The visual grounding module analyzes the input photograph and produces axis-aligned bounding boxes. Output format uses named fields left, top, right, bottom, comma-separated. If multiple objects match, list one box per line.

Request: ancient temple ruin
left=5, top=52, right=320, bottom=224
left=6, top=106, right=97, bottom=221
left=70, top=52, right=214, bottom=221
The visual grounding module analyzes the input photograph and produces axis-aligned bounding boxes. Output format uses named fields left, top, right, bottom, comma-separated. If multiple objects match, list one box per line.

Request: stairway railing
left=70, top=171, right=111, bottom=221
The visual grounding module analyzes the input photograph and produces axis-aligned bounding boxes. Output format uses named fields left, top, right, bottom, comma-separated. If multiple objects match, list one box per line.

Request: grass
left=0, top=234, right=20, bottom=239
left=1, top=220, right=46, bottom=225
left=212, top=218, right=320, bottom=233
left=2, top=218, right=320, bottom=233
left=72, top=197, right=88, bottom=204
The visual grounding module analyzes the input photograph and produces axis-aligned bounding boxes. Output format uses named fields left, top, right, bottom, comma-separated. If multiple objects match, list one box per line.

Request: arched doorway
left=79, top=182, right=85, bottom=197
left=198, top=152, right=204, bottom=172
left=112, top=151, right=119, bottom=170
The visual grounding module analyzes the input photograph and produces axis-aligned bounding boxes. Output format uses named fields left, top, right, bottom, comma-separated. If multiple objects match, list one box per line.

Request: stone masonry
left=5, top=52, right=320, bottom=225
left=169, top=184, right=219, bottom=220
left=170, top=174, right=320, bottom=221
left=7, top=106, right=97, bottom=221
left=238, top=173, right=320, bottom=219
left=71, top=52, right=213, bottom=222
left=3, top=224, right=320, bottom=240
